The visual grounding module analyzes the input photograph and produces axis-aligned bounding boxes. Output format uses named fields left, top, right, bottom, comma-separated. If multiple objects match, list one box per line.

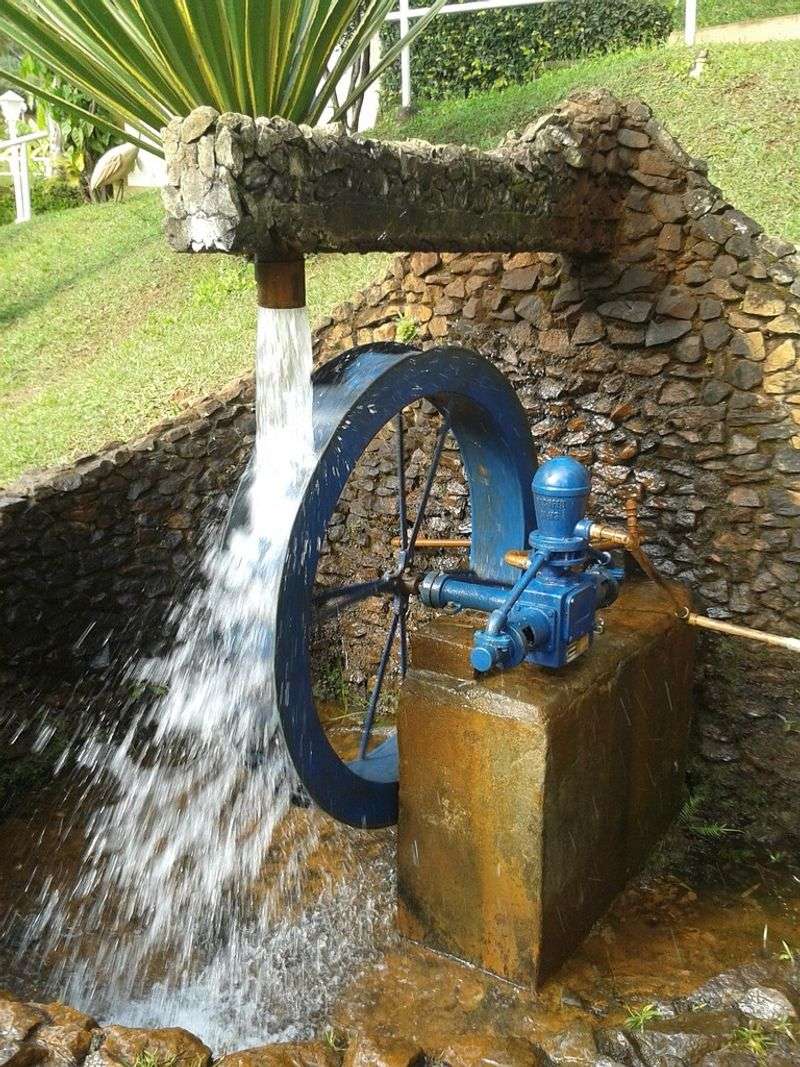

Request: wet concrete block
left=396, top=580, right=694, bottom=986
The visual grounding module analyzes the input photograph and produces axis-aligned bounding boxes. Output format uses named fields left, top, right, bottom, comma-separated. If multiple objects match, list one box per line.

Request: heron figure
left=90, top=143, right=139, bottom=202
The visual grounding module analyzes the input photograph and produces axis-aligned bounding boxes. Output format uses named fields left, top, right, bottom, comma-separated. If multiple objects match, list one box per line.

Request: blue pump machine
left=419, top=456, right=624, bottom=673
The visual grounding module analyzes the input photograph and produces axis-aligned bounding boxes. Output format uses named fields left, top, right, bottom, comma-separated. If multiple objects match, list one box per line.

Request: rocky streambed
left=2, top=944, right=799, bottom=1066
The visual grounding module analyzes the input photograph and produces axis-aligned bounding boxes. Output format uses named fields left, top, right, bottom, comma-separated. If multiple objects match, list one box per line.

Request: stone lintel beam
left=161, top=92, right=637, bottom=261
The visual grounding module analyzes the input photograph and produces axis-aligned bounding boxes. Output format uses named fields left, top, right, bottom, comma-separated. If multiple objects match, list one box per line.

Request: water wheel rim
left=235, top=343, right=536, bottom=828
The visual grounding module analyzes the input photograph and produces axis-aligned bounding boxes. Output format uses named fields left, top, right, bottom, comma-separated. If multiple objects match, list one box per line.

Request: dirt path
left=671, top=12, right=800, bottom=45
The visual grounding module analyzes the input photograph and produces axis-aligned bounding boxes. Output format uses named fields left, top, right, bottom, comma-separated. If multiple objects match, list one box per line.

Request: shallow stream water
left=0, top=775, right=798, bottom=1053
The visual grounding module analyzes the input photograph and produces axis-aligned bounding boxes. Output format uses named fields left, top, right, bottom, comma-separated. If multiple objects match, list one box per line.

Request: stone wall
left=0, top=379, right=255, bottom=677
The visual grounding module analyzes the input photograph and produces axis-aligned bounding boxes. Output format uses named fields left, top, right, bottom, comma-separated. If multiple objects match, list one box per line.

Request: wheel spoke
left=395, top=411, right=408, bottom=551
left=407, top=416, right=451, bottom=563
left=314, top=578, right=392, bottom=618
left=358, top=603, right=400, bottom=759
left=398, top=594, right=409, bottom=678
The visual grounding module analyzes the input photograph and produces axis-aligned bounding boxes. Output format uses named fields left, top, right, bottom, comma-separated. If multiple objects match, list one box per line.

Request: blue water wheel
left=233, top=343, right=536, bottom=828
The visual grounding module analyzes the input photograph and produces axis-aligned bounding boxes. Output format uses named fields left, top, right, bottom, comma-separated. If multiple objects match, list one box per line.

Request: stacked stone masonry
left=1, top=89, right=799, bottom=679
left=162, top=99, right=622, bottom=257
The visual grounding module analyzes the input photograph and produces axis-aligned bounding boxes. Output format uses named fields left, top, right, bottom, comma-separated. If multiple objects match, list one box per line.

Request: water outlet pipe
left=255, top=256, right=306, bottom=310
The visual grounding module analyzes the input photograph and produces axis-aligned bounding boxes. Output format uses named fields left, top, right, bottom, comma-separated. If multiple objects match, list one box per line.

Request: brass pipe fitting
left=504, top=549, right=530, bottom=570
left=680, top=609, right=800, bottom=653
left=588, top=523, right=632, bottom=550
left=255, top=255, right=306, bottom=309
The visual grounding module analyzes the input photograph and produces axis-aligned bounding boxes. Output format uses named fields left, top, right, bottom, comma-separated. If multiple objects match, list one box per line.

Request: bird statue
left=89, top=142, right=140, bottom=202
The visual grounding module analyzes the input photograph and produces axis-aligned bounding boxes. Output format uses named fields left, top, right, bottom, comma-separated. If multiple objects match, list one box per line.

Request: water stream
left=2, top=307, right=394, bottom=1049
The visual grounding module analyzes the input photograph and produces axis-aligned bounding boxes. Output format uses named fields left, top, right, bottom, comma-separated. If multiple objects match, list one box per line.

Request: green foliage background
left=381, top=0, right=674, bottom=101
left=18, top=55, right=116, bottom=185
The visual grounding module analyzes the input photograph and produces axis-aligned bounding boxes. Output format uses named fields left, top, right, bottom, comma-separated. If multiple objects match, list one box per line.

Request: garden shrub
left=30, top=177, right=84, bottom=214
left=381, top=0, right=674, bottom=103
left=0, top=178, right=84, bottom=226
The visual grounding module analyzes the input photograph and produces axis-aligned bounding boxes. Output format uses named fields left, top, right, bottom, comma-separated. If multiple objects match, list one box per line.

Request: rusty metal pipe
left=680, top=610, right=800, bottom=653
left=255, top=255, right=306, bottom=309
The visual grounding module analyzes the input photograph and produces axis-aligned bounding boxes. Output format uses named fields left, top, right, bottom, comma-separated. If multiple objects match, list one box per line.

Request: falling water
left=9, top=307, right=394, bottom=1049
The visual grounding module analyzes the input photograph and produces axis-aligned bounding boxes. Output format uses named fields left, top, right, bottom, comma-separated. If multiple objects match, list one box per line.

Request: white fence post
left=398, top=0, right=413, bottom=110
left=684, top=0, right=697, bottom=46
left=0, top=91, right=33, bottom=223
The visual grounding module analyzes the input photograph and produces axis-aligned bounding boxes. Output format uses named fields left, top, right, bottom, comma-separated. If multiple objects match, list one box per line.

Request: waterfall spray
left=8, top=255, right=394, bottom=1050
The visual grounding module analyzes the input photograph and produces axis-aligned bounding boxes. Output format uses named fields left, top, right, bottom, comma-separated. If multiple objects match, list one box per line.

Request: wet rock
left=215, top=1045, right=337, bottom=1067
left=0, top=1044, right=43, bottom=1067
left=0, top=998, right=45, bottom=1043
left=596, top=1028, right=646, bottom=1065
left=736, top=987, right=797, bottom=1022
left=538, top=1019, right=598, bottom=1063
left=97, top=1026, right=211, bottom=1067
left=698, top=1053, right=757, bottom=1066
left=437, top=1034, right=546, bottom=1067
left=29, top=1004, right=97, bottom=1067
left=678, top=962, right=800, bottom=1018
left=343, top=1033, right=424, bottom=1067
left=633, top=1010, right=740, bottom=1065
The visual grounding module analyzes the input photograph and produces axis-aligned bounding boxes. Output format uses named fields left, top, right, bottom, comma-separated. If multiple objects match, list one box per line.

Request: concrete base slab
left=396, top=580, right=694, bottom=987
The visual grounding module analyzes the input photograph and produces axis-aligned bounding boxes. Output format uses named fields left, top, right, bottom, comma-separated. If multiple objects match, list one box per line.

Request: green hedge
left=381, top=0, right=675, bottom=103
left=0, top=177, right=83, bottom=226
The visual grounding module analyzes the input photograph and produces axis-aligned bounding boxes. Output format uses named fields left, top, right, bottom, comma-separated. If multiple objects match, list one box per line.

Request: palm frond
left=0, top=0, right=445, bottom=145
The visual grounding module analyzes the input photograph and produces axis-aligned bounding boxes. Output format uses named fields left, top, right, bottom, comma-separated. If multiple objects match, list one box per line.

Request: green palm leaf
left=0, top=0, right=446, bottom=157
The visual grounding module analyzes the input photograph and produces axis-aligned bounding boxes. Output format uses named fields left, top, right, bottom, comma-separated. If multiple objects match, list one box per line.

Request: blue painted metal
left=228, top=343, right=536, bottom=828
left=421, top=457, right=621, bottom=673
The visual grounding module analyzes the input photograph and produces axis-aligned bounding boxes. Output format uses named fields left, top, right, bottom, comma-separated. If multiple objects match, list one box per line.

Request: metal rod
left=398, top=594, right=409, bottom=678
left=314, top=578, right=390, bottom=605
left=406, top=417, right=452, bottom=564
left=391, top=537, right=469, bottom=550
left=358, top=607, right=400, bottom=759
left=314, top=578, right=392, bottom=620
left=682, top=611, right=800, bottom=653
left=255, top=256, right=306, bottom=309
left=395, top=411, right=408, bottom=551
left=487, top=550, right=546, bottom=635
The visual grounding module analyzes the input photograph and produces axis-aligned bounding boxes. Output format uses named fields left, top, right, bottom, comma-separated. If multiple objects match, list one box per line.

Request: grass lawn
left=377, top=41, right=800, bottom=244
left=0, top=192, right=389, bottom=485
left=697, top=0, right=800, bottom=27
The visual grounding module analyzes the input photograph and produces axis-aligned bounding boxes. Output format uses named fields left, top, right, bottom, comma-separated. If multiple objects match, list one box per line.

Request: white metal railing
left=386, top=0, right=701, bottom=110
left=0, top=129, right=48, bottom=223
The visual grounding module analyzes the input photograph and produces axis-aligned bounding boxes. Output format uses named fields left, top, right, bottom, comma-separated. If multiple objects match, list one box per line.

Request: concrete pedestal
left=396, top=580, right=694, bottom=987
